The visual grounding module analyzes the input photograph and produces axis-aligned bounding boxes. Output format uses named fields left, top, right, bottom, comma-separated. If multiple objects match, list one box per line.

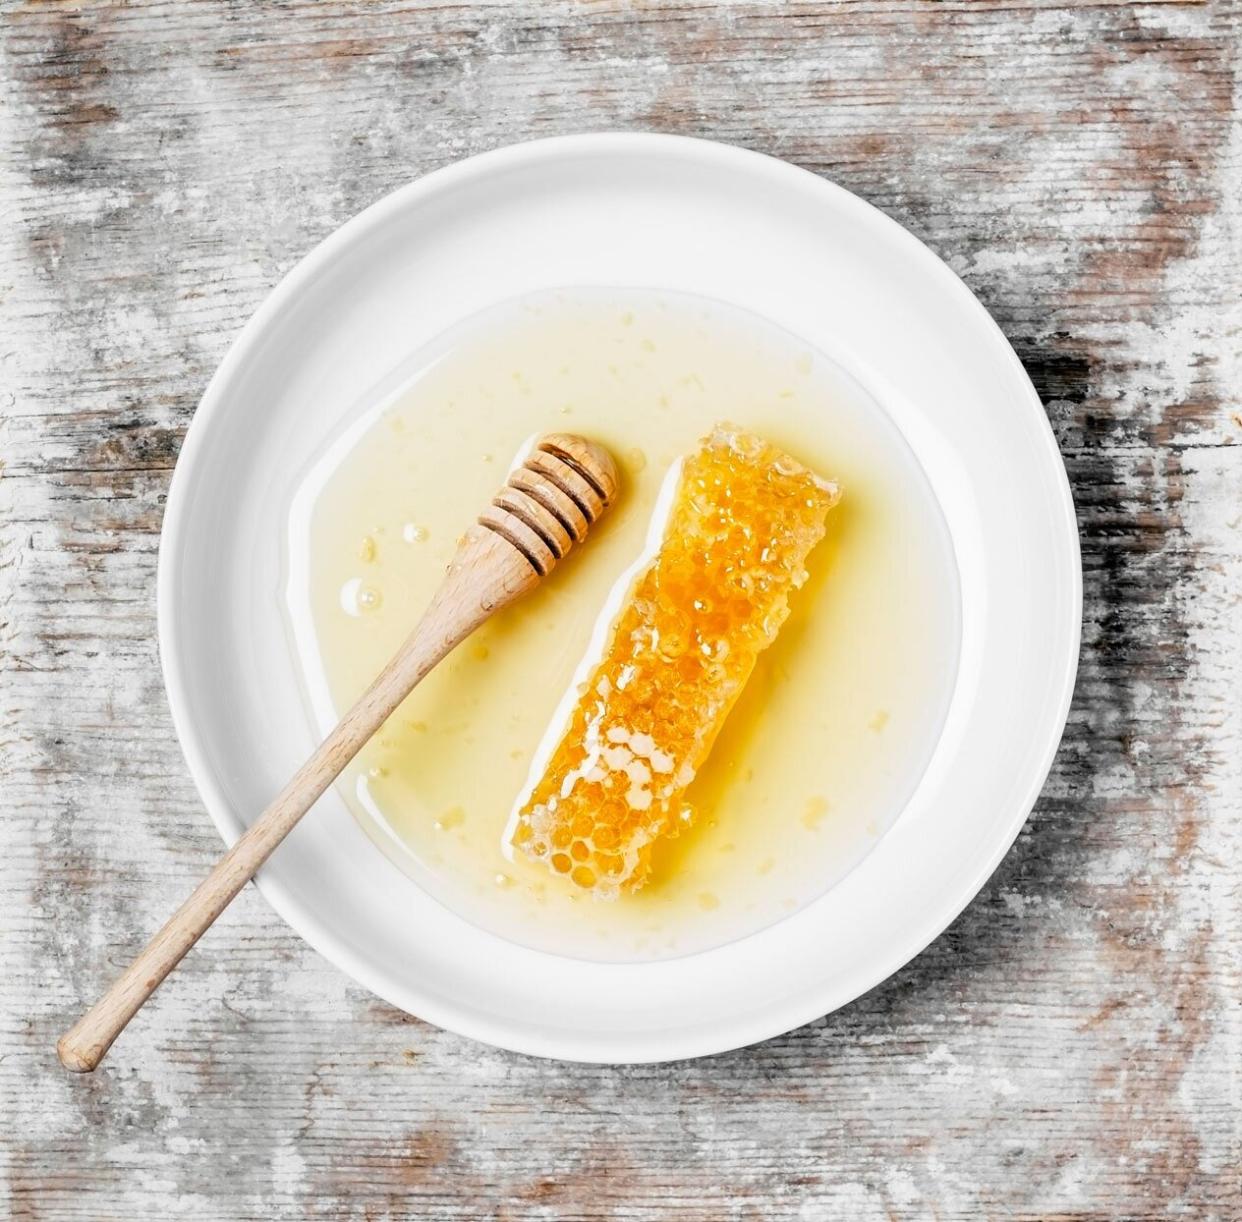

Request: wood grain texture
left=1, top=1, right=1239, bottom=1218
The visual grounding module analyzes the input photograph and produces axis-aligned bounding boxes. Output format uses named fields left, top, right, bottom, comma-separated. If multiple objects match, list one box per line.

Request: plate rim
left=157, top=132, right=1082, bottom=1062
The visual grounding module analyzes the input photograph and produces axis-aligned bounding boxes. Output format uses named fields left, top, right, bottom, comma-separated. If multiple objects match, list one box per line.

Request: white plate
left=159, top=134, right=1081, bottom=1062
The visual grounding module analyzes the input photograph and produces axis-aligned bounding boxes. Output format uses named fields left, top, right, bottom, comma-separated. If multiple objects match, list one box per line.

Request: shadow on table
left=723, top=328, right=1159, bottom=1060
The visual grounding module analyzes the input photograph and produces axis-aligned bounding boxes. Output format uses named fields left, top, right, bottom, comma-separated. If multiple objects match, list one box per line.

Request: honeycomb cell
left=508, top=423, right=840, bottom=898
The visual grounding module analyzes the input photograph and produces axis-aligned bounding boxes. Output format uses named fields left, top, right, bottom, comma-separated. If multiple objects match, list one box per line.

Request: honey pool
left=283, top=289, right=960, bottom=961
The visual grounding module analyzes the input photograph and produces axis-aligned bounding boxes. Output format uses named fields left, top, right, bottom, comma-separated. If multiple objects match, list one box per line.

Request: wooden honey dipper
left=58, top=434, right=619, bottom=1072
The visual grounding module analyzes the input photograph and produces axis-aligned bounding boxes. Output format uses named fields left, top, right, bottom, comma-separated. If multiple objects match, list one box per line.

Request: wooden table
left=3, top=3, right=1238, bottom=1218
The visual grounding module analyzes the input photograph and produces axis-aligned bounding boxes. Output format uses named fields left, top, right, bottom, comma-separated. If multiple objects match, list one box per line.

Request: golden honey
left=509, top=425, right=839, bottom=896
left=283, top=290, right=960, bottom=961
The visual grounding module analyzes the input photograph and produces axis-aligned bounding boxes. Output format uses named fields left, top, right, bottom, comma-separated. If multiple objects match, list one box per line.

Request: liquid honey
left=283, top=290, right=960, bottom=961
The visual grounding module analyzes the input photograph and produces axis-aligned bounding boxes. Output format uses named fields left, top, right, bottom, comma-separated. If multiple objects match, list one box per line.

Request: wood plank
left=2, top=1, right=1238, bottom=1218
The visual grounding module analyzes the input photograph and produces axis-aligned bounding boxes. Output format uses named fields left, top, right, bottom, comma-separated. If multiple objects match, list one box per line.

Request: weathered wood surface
left=2, top=1, right=1239, bottom=1218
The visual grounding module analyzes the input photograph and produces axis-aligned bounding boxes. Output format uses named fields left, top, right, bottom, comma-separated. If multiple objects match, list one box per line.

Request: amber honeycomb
left=508, top=423, right=840, bottom=897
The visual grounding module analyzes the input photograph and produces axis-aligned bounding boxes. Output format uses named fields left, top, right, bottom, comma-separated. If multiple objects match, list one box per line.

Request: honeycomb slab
left=507, top=423, right=841, bottom=897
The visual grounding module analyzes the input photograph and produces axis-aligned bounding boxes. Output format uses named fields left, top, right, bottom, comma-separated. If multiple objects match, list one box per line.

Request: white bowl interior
left=160, top=135, right=1080, bottom=1062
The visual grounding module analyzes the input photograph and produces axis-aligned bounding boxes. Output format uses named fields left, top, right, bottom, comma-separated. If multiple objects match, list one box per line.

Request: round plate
left=159, top=134, right=1080, bottom=1062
